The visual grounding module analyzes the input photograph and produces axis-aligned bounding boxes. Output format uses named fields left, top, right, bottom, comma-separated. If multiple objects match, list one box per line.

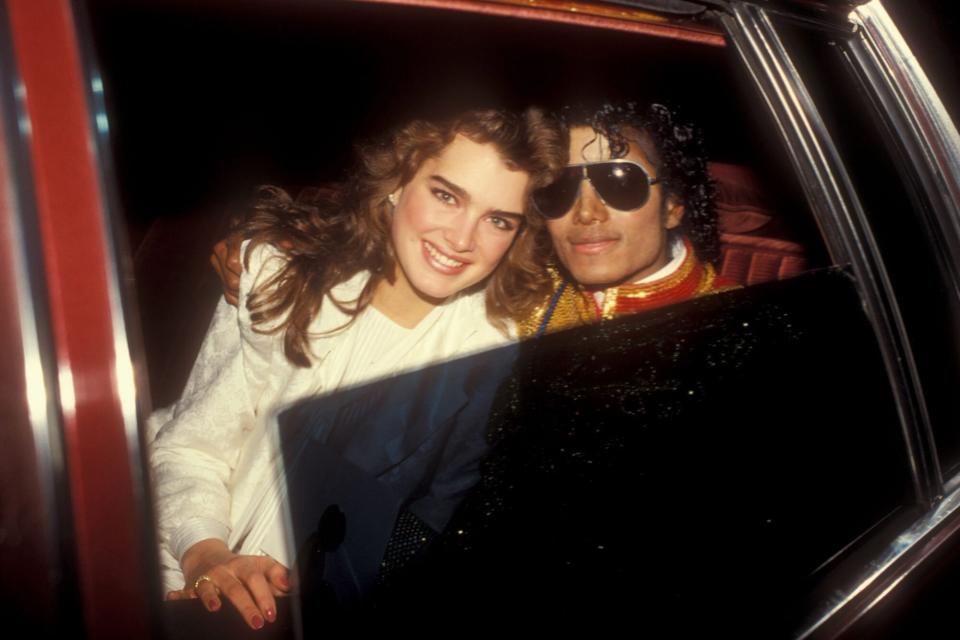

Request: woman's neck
left=371, top=266, right=443, bottom=329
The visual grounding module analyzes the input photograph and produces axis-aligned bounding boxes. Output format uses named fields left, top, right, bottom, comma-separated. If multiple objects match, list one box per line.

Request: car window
left=82, top=0, right=932, bottom=635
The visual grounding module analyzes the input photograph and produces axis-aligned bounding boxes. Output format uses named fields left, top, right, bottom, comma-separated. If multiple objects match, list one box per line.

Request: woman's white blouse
left=148, top=242, right=514, bottom=591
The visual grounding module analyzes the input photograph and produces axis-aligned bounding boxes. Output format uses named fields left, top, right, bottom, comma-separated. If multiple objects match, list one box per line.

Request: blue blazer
left=275, top=343, right=516, bottom=603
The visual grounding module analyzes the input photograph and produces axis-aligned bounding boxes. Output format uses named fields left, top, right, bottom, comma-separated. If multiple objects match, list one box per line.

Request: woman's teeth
left=425, top=242, right=464, bottom=268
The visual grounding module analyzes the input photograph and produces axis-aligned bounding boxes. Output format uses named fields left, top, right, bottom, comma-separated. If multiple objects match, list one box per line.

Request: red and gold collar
left=518, top=236, right=737, bottom=337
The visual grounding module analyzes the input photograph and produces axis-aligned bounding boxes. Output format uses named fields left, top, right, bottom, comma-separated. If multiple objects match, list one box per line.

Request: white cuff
left=170, top=517, right=231, bottom=562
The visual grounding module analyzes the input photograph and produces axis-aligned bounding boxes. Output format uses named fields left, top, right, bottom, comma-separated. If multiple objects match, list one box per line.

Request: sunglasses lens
left=588, top=162, right=651, bottom=211
left=533, top=168, right=582, bottom=219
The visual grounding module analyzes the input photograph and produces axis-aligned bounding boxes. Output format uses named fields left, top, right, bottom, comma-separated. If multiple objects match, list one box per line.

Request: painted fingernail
left=278, top=575, right=289, bottom=589
left=207, top=599, right=220, bottom=611
left=251, top=615, right=264, bottom=630
left=265, top=608, right=276, bottom=622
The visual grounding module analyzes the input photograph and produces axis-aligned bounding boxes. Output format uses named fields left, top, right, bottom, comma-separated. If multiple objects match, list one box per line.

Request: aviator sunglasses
left=532, top=159, right=661, bottom=219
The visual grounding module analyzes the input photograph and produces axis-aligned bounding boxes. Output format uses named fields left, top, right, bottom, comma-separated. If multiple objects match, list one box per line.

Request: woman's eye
left=488, top=215, right=516, bottom=232
left=432, top=189, right=457, bottom=206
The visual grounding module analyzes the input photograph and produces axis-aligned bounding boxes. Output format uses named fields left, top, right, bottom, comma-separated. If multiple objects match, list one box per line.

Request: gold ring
left=193, top=574, right=214, bottom=594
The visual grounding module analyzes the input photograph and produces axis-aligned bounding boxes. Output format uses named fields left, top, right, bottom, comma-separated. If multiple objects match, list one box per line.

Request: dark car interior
left=87, top=0, right=830, bottom=405
left=85, top=0, right=921, bottom=633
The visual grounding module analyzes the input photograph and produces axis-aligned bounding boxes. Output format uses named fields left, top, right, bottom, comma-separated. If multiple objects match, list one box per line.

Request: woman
left=149, top=108, right=562, bottom=629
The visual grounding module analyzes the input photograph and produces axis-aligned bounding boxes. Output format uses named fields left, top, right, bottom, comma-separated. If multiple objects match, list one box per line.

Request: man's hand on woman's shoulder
left=211, top=233, right=243, bottom=307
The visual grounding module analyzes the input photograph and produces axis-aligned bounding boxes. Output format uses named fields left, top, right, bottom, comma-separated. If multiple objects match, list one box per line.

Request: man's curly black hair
left=557, top=101, right=719, bottom=263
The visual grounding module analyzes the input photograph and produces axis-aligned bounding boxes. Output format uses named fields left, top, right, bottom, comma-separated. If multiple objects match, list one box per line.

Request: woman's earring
left=387, top=192, right=398, bottom=207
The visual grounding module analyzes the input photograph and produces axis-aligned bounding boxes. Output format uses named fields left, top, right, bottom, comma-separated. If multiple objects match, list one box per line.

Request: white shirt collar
left=635, top=235, right=687, bottom=284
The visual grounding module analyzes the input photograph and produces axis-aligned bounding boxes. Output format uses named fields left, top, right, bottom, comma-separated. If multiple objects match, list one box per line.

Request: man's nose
left=573, top=180, right=610, bottom=224
left=443, top=213, right=479, bottom=252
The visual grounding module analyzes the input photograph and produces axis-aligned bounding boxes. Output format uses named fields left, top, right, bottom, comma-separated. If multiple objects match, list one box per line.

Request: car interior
left=86, top=0, right=830, bottom=405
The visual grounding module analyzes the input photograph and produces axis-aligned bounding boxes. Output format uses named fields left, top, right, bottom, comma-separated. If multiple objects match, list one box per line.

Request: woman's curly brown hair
left=240, top=108, right=564, bottom=367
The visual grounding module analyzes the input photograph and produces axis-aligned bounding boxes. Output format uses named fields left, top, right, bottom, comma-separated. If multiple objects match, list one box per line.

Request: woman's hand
left=168, top=538, right=290, bottom=630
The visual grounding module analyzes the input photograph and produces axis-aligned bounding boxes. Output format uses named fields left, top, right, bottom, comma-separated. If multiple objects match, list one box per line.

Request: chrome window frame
left=718, top=0, right=960, bottom=636
left=845, top=2, right=960, bottom=486
left=719, top=0, right=939, bottom=504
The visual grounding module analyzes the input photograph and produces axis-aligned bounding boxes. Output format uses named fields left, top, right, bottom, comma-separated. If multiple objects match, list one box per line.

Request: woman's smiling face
left=389, top=134, right=530, bottom=303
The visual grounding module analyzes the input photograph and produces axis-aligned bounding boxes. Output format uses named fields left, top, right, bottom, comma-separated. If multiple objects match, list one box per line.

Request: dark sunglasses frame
left=532, top=159, right=661, bottom=219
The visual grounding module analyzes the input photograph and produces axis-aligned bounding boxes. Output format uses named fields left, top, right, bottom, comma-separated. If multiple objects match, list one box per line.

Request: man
left=517, top=101, right=735, bottom=336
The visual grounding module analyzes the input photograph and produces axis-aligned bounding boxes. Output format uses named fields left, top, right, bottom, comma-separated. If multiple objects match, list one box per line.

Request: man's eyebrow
left=429, top=175, right=468, bottom=200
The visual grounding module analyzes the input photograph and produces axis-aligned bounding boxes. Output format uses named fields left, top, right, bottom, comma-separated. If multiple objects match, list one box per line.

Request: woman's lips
left=422, top=240, right=470, bottom=274
left=569, top=237, right=618, bottom=255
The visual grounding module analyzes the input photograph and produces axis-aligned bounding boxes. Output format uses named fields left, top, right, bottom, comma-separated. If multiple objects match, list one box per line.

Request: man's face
left=545, top=126, right=683, bottom=288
